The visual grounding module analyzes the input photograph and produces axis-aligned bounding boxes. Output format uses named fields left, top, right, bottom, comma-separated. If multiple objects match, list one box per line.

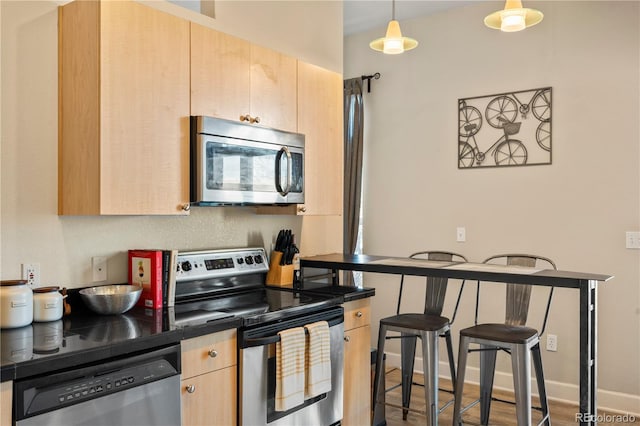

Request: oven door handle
left=243, top=316, right=343, bottom=348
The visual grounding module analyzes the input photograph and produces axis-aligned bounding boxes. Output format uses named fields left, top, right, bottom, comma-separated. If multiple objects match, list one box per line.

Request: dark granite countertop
left=0, top=306, right=242, bottom=383
left=1, top=282, right=375, bottom=383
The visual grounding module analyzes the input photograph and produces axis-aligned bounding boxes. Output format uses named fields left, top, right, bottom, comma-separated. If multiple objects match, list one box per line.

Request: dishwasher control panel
left=56, top=373, right=137, bottom=405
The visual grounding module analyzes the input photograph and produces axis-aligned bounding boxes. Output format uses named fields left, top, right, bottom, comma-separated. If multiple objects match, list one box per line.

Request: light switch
left=626, top=232, right=640, bottom=249
left=456, top=227, right=466, bottom=242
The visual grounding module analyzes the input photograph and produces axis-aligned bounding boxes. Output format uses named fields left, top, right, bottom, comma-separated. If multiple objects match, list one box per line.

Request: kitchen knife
left=280, top=247, right=289, bottom=265
left=275, top=229, right=284, bottom=251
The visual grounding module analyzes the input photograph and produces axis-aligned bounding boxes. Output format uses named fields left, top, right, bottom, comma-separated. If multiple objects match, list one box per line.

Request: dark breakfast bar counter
left=300, top=253, right=614, bottom=426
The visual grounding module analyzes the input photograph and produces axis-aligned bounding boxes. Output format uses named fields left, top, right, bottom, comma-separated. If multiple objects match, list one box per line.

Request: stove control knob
left=181, top=261, right=192, bottom=272
left=244, top=256, right=254, bottom=265
left=254, top=254, right=263, bottom=264
left=237, top=257, right=244, bottom=265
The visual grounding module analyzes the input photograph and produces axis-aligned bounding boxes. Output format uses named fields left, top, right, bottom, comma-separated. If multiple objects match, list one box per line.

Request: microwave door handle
left=275, top=147, right=292, bottom=196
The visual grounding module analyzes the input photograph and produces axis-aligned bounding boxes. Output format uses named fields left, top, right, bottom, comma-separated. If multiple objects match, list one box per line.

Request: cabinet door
left=343, top=325, right=371, bottom=426
left=297, top=62, right=343, bottom=216
left=181, top=366, right=237, bottom=426
left=250, top=45, right=297, bottom=132
left=58, top=0, right=190, bottom=215
left=1, top=381, right=11, bottom=426
left=100, top=1, right=190, bottom=214
left=191, top=23, right=251, bottom=121
left=256, top=62, right=343, bottom=216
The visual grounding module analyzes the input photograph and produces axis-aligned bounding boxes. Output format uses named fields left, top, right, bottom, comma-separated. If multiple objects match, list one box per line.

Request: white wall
left=0, top=1, right=342, bottom=287
left=145, top=0, right=343, bottom=73
left=345, top=0, right=640, bottom=413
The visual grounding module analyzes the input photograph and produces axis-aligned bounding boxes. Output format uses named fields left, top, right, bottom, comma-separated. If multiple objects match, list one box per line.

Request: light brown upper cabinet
left=58, top=0, right=190, bottom=215
left=296, top=62, right=343, bottom=216
left=190, top=23, right=297, bottom=133
left=257, top=61, right=343, bottom=216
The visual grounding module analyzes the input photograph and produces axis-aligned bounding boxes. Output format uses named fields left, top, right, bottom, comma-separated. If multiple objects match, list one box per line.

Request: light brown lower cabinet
left=181, top=366, right=237, bottom=426
left=1, top=381, right=11, bottom=425
left=180, top=329, right=237, bottom=426
left=342, top=299, right=372, bottom=426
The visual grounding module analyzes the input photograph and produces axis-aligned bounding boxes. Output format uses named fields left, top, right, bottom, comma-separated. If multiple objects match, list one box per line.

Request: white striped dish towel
left=304, top=320, right=331, bottom=398
left=275, top=327, right=306, bottom=411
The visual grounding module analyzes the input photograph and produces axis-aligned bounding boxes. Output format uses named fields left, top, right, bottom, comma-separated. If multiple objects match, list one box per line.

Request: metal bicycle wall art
left=458, top=87, right=552, bottom=169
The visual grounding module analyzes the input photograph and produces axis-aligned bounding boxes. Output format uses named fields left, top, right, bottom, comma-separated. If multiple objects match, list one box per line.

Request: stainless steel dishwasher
left=14, top=344, right=181, bottom=426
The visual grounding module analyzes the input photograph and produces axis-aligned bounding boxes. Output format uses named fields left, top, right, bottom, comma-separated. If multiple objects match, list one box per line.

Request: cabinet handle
left=186, top=384, right=196, bottom=394
left=344, top=336, right=350, bottom=342
left=240, top=114, right=251, bottom=122
left=356, top=311, right=363, bottom=318
left=298, top=206, right=307, bottom=213
left=250, top=116, right=261, bottom=124
left=208, top=349, right=218, bottom=358
left=181, top=203, right=190, bottom=212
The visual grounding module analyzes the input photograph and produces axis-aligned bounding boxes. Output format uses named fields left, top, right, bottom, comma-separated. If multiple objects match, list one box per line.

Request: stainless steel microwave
left=190, top=116, right=305, bottom=206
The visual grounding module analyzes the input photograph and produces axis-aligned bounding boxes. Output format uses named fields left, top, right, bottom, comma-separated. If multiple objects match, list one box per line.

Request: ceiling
left=343, top=0, right=479, bottom=36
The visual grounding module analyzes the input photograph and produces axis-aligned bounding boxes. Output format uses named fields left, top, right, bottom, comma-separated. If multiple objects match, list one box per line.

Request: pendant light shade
left=484, top=0, right=543, bottom=32
left=370, top=0, right=418, bottom=54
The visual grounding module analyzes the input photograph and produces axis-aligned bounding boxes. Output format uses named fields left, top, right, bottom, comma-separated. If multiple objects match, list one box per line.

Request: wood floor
left=377, top=368, right=639, bottom=426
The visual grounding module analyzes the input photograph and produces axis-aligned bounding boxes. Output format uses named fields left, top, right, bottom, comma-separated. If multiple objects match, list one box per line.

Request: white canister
left=32, top=286, right=64, bottom=322
left=0, top=280, right=33, bottom=328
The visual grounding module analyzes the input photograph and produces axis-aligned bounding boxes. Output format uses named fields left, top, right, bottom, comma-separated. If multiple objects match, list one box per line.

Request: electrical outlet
left=92, top=256, right=108, bottom=282
left=456, top=227, right=466, bottom=242
left=626, top=231, right=640, bottom=249
left=546, top=334, right=558, bottom=352
left=21, top=263, right=40, bottom=287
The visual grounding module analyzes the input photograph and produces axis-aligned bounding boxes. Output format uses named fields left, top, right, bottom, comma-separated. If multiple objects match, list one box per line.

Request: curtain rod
left=361, top=73, right=381, bottom=93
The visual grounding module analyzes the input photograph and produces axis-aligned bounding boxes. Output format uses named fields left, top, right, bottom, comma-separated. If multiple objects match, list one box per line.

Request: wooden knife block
left=266, top=251, right=294, bottom=287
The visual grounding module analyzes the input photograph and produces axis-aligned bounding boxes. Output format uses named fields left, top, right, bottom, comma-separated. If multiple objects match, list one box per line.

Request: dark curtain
left=343, top=78, right=364, bottom=287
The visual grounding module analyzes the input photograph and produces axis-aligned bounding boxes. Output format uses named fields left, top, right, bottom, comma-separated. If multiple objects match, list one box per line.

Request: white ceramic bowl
left=79, top=285, right=142, bottom=315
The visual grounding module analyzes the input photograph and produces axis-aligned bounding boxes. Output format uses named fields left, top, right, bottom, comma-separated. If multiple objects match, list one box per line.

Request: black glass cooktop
left=173, top=287, right=339, bottom=328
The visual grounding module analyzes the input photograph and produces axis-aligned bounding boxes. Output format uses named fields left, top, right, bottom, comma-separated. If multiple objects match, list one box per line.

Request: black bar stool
left=372, top=251, right=468, bottom=425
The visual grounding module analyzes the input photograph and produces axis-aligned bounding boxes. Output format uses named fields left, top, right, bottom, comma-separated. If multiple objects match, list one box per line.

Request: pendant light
left=484, top=0, right=543, bottom=32
left=369, top=0, right=418, bottom=55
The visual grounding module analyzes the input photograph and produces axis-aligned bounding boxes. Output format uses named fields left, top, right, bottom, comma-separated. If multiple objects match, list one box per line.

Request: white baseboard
left=383, top=352, right=640, bottom=416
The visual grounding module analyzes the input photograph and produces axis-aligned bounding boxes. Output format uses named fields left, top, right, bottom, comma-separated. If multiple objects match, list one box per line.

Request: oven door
left=194, top=134, right=304, bottom=205
left=239, top=307, right=344, bottom=426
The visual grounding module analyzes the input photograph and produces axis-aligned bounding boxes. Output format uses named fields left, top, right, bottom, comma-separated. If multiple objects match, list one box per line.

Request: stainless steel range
left=172, top=248, right=344, bottom=426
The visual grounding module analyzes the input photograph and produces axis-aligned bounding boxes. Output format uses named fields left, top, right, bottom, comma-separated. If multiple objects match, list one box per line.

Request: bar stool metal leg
left=532, top=343, right=551, bottom=426
left=421, top=330, right=439, bottom=426
left=511, top=344, right=532, bottom=426
left=444, top=330, right=457, bottom=394
left=373, top=324, right=388, bottom=423
left=453, top=335, right=470, bottom=426
left=401, top=332, right=418, bottom=420
left=479, top=344, right=497, bottom=425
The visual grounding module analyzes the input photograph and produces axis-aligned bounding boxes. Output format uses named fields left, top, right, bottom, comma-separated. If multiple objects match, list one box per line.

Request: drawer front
left=181, top=329, right=237, bottom=378
left=344, top=298, right=371, bottom=331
